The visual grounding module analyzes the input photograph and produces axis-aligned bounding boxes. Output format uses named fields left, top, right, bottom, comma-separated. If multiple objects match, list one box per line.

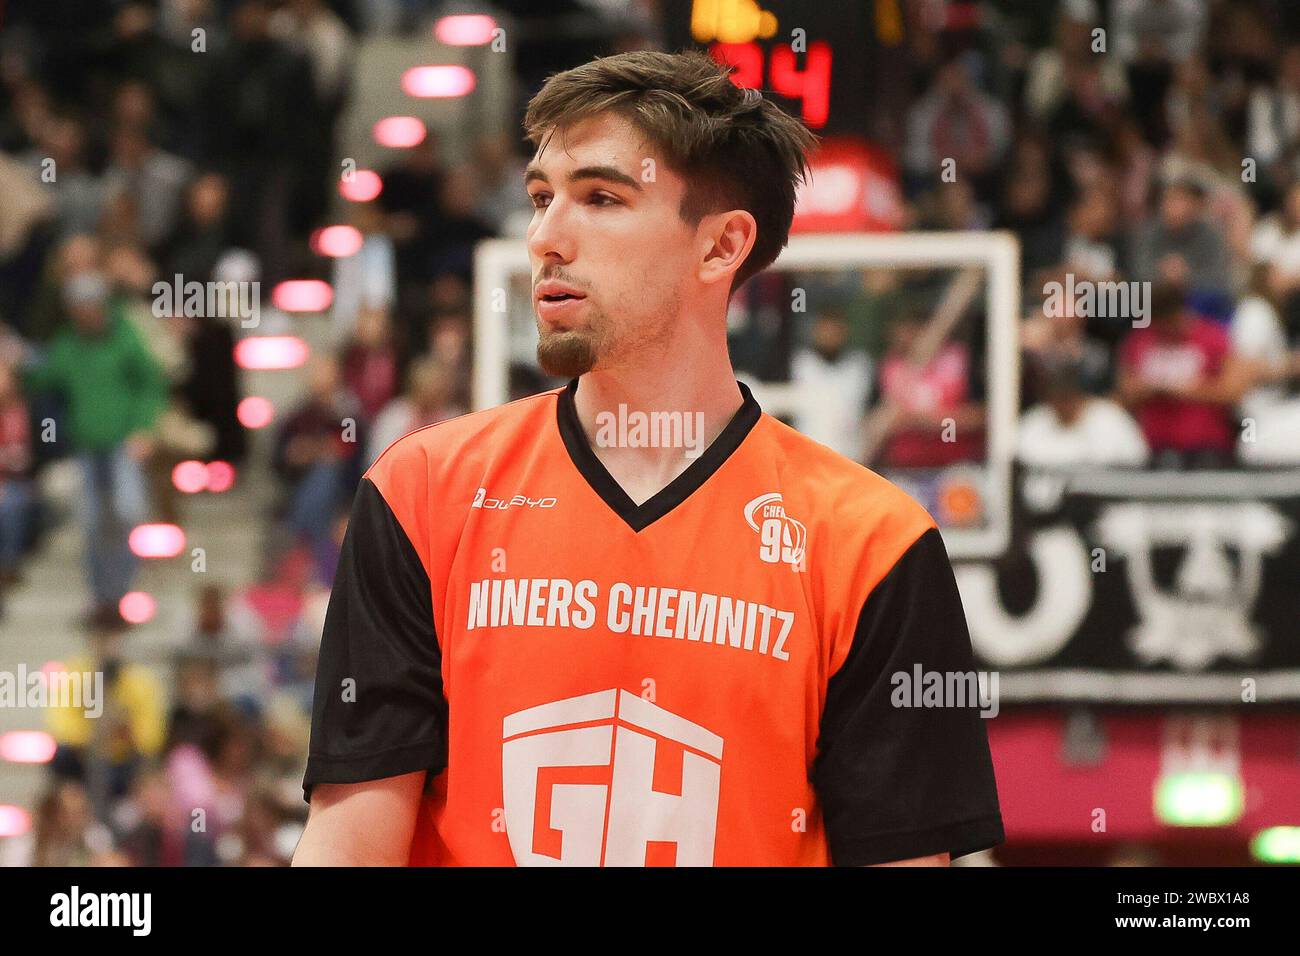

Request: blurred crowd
left=0, top=0, right=524, bottom=866
left=783, top=0, right=1300, bottom=473
left=1, top=0, right=1299, bottom=866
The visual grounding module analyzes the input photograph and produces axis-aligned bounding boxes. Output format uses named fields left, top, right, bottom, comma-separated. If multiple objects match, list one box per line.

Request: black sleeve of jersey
left=302, top=476, right=448, bottom=802
left=812, top=527, right=1004, bottom=865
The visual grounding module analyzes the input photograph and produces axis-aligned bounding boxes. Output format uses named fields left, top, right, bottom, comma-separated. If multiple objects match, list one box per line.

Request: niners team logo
left=501, top=689, right=723, bottom=866
left=743, top=492, right=807, bottom=571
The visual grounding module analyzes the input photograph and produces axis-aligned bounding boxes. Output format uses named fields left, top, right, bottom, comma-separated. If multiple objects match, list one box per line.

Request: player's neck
left=572, top=356, right=746, bottom=507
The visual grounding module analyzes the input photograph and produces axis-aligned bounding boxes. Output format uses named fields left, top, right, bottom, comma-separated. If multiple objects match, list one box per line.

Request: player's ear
left=698, top=208, right=757, bottom=288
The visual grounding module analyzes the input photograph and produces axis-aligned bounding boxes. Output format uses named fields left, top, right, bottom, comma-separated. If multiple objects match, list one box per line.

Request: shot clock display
left=662, top=0, right=887, bottom=136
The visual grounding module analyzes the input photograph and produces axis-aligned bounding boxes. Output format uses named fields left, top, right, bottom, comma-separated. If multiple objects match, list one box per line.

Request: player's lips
left=534, top=281, right=588, bottom=322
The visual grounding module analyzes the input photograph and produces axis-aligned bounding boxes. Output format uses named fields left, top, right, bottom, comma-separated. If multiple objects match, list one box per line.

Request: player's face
left=525, top=112, right=698, bottom=377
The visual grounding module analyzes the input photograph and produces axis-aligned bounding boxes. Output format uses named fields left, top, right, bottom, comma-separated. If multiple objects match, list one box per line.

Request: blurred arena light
left=310, top=225, right=364, bottom=258
left=691, top=0, right=777, bottom=41
left=0, top=731, right=57, bottom=764
left=401, top=65, right=476, bottom=98
left=1154, top=771, right=1244, bottom=827
left=237, top=397, right=274, bottom=429
left=339, top=169, right=383, bottom=202
left=373, top=116, right=426, bottom=148
left=172, top=460, right=208, bottom=494
left=119, top=592, right=156, bottom=625
left=434, top=14, right=497, bottom=45
left=235, top=335, right=310, bottom=370
left=0, top=805, right=31, bottom=838
left=1252, top=827, right=1300, bottom=863
left=206, top=461, right=236, bottom=493
left=270, top=281, right=333, bottom=314
left=128, top=524, right=186, bottom=559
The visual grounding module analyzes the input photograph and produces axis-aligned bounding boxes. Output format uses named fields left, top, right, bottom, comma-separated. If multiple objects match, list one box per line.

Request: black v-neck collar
left=555, top=378, right=763, bottom=533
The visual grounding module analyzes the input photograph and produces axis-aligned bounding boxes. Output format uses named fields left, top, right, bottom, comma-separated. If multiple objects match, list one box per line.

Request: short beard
left=537, top=328, right=599, bottom=378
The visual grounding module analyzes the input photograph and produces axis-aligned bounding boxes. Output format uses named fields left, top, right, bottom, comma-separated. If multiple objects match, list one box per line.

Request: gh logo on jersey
left=744, top=493, right=806, bottom=570
left=501, top=689, right=723, bottom=866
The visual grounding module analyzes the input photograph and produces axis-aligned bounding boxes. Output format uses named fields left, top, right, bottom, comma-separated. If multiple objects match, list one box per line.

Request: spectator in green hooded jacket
left=22, top=270, right=166, bottom=629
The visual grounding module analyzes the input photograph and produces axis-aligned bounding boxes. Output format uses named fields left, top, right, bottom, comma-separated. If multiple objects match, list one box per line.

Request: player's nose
left=526, top=197, right=577, bottom=264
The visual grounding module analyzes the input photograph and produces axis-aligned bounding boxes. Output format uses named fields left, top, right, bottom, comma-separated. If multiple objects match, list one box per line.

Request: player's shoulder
left=755, top=411, right=936, bottom=551
left=364, top=386, right=562, bottom=491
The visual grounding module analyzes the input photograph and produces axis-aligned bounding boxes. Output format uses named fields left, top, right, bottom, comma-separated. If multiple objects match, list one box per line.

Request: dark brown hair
left=524, top=49, right=818, bottom=292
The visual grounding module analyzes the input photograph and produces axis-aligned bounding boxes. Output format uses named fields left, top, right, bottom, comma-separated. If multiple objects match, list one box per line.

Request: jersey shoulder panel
left=361, top=387, right=563, bottom=557
left=754, top=413, right=939, bottom=640
left=365, top=387, right=563, bottom=482
left=758, top=412, right=936, bottom=547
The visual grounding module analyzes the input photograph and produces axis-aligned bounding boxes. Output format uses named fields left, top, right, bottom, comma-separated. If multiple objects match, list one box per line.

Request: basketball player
left=293, top=50, right=1003, bottom=866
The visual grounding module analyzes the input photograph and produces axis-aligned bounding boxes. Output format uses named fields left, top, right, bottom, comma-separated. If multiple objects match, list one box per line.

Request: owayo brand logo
left=472, top=487, right=557, bottom=510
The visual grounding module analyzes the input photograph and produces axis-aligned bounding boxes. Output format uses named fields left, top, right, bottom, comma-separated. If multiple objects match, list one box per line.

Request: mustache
left=533, top=271, right=587, bottom=290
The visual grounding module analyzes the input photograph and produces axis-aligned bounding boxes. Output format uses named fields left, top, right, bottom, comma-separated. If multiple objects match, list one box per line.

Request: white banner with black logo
left=956, top=467, right=1300, bottom=703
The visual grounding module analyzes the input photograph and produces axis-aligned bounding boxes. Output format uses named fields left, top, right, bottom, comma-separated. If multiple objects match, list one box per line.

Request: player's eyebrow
left=524, top=164, right=643, bottom=191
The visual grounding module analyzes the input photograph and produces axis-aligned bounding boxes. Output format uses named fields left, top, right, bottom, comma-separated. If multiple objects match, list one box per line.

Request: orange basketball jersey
left=304, top=380, right=1004, bottom=866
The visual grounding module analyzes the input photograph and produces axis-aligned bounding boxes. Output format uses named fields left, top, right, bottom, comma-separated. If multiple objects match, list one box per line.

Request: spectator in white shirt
left=1231, top=264, right=1300, bottom=464
left=1247, top=44, right=1300, bottom=169
left=791, top=310, right=873, bottom=462
left=1250, top=181, right=1300, bottom=321
left=102, top=124, right=192, bottom=250
left=366, top=357, right=464, bottom=467
left=904, top=56, right=1011, bottom=195
left=331, top=201, right=395, bottom=345
left=1017, top=358, right=1149, bottom=468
